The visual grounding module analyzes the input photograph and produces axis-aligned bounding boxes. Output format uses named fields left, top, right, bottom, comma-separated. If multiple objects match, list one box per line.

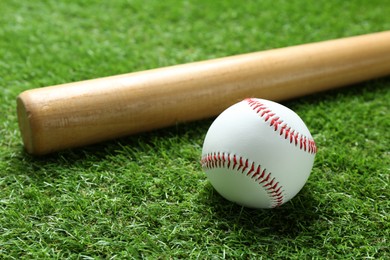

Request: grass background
left=0, top=0, right=389, bottom=258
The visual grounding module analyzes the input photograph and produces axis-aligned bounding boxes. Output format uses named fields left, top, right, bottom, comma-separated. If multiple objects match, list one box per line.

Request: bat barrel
left=17, top=31, right=390, bottom=155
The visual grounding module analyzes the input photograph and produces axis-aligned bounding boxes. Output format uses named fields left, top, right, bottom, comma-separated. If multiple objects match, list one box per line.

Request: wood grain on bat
left=17, top=31, right=390, bottom=155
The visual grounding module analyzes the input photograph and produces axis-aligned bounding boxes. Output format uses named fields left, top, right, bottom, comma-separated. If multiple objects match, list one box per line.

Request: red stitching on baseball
left=201, top=152, right=284, bottom=208
left=246, top=98, right=317, bottom=154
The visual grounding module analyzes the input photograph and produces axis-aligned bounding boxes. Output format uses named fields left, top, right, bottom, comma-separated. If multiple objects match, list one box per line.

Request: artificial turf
left=1, top=0, right=389, bottom=258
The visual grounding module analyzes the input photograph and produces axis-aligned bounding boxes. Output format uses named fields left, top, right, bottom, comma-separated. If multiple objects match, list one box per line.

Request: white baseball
left=201, top=98, right=317, bottom=208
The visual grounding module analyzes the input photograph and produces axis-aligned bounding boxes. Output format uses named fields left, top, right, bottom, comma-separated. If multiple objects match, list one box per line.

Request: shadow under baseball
left=199, top=182, right=320, bottom=238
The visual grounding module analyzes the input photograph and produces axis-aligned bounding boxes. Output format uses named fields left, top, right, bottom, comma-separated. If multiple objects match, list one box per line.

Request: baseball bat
left=17, top=31, right=390, bottom=155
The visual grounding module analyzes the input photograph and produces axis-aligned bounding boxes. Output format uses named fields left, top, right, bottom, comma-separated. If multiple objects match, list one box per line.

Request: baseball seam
left=246, top=98, right=317, bottom=154
left=201, top=152, right=284, bottom=208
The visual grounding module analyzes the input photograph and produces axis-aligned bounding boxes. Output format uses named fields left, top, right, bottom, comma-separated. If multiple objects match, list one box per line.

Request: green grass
left=1, top=0, right=389, bottom=258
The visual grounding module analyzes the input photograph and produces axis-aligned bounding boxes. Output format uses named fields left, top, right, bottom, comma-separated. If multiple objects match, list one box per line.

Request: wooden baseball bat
left=17, top=31, right=390, bottom=155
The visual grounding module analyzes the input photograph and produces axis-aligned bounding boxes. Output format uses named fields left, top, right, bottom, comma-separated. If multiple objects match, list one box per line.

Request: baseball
left=201, top=98, right=317, bottom=208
